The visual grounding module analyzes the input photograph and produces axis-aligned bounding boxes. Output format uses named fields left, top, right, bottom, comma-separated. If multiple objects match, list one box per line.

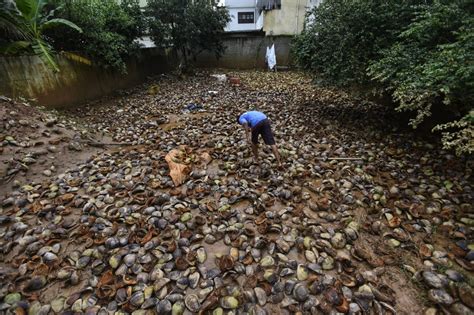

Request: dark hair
left=236, top=114, right=241, bottom=124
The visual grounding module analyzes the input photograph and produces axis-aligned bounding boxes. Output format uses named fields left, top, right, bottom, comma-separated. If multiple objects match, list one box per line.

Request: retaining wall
left=0, top=48, right=176, bottom=109
left=0, top=33, right=293, bottom=108
left=196, top=33, right=293, bottom=69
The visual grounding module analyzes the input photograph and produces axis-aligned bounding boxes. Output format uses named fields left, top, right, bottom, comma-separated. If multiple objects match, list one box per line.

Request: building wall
left=195, top=33, right=293, bottom=69
left=0, top=49, right=176, bottom=108
left=117, top=0, right=147, bottom=7
left=263, top=0, right=308, bottom=35
left=225, top=7, right=259, bottom=32
left=227, top=0, right=256, bottom=7
left=224, top=0, right=261, bottom=32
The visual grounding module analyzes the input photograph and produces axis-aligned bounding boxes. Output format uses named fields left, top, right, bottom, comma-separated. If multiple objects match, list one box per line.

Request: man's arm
left=242, top=122, right=251, bottom=143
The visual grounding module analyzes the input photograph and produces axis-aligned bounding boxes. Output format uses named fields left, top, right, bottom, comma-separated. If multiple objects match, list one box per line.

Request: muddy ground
left=0, top=71, right=472, bottom=315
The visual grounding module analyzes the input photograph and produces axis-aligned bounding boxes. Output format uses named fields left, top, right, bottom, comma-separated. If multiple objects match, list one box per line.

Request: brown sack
left=165, top=148, right=192, bottom=186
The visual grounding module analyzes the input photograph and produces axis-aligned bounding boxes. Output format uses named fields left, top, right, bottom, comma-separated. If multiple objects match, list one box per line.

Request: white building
left=224, top=0, right=263, bottom=32
left=116, top=0, right=148, bottom=7
left=224, top=0, right=322, bottom=34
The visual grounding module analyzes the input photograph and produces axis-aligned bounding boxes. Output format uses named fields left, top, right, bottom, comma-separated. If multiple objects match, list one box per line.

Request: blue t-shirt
left=238, top=111, right=267, bottom=128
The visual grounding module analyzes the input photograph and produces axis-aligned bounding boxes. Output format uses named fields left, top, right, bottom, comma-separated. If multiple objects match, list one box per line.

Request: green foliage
left=368, top=0, right=473, bottom=154
left=47, top=0, right=145, bottom=73
left=433, top=111, right=474, bottom=155
left=147, top=0, right=229, bottom=66
left=369, top=1, right=473, bottom=124
left=0, top=0, right=30, bottom=41
left=293, top=0, right=423, bottom=88
left=0, top=0, right=82, bottom=71
left=293, top=0, right=474, bottom=155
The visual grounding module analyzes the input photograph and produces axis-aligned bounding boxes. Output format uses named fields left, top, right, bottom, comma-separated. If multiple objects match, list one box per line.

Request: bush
left=292, top=0, right=422, bottom=88
left=47, top=0, right=145, bottom=73
left=293, top=0, right=473, bottom=155
left=433, top=112, right=474, bottom=156
left=368, top=1, right=473, bottom=155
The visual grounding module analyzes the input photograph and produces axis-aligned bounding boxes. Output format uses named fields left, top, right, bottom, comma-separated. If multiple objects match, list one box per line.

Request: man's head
left=236, top=114, right=242, bottom=124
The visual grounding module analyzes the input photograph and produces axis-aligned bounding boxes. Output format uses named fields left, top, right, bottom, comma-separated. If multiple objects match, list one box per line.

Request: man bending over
left=237, top=111, right=282, bottom=168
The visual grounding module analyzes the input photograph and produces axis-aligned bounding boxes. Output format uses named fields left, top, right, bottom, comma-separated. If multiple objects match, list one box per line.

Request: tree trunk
left=178, top=46, right=190, bottom=75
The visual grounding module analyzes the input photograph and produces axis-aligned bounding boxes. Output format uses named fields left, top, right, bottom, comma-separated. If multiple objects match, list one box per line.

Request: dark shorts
left=251, top=119, right=276, bottom=145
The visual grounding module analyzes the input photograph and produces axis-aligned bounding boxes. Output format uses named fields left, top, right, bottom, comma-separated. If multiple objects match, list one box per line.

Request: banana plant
left=0, top=0, right=83, bottom=71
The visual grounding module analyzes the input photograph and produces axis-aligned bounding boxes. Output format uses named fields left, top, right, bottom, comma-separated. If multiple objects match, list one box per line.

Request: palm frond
left=14, top=0, right=34, bottom=19
left=0, top=6, right=32, bottom=40
left=0, top=40, right=31, bottom=54
left=2, top=0, right=84, bottom=72
left=40, top=18, right=82, bottom=33
left=32, top=38, right=59, bottom=72
left=31, top=0, right=46, bottom=25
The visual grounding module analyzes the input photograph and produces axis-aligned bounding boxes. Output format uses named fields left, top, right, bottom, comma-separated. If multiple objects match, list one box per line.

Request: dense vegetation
left=147, top=0, right=230, bottom=69
left=294, top=0, right=473, bottom=155
left=1, top=0, right=229, bottom=73
left=47, top=0, right=145, bottom=73
left=0, top=0, right=144, bottom=72
left=0, top=0, right=82, bottom=71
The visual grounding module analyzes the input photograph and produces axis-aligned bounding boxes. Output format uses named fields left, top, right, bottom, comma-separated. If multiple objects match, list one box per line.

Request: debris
left=210, top=74, right=227, bottom=82
left=165, top=146, right=192, bottom=186
left=148, top=84, right=160, bottom=95
left=316, top=157, right=363, bottom=161
left=185, top=103, right=203, bottom=112
left=228, top=77, right=241, bottom=86
left=0, top=71, right=471, bottom=315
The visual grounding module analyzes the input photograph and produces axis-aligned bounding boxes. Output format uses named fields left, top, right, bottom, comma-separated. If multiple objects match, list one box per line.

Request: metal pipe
left=296, top=0, right=301, bottom=34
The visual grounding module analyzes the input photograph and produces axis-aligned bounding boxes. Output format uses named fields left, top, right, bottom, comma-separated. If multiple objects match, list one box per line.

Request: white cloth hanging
left=256, top=12, right=264, bottom=29
left=266, top=44, right=277, bottom=70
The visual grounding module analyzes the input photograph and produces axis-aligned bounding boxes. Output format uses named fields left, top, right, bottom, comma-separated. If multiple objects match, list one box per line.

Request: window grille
left=238, top=12, right=255, bottom=24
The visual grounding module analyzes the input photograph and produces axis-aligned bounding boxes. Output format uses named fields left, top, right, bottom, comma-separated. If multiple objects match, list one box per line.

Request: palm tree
left=0, top=0, right=83, bottom=71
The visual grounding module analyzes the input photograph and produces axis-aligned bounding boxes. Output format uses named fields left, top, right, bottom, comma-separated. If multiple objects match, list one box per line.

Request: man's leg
left=261, top=120, right=282, bottom=167
left=251, top=126, right=261, bottom=164
left=251, top=142, right=259, bottom=163
left=271, top=144, right=282, bottom=166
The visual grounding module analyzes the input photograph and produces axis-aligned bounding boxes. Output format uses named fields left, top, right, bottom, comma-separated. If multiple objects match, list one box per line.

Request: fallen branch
left=82, top=141, right=131, bottom=148
left=316, top=157, right=363, bottom=161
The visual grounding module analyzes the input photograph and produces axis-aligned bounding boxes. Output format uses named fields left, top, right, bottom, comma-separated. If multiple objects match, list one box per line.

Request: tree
left=147, top=0, right=230, bottom=69
left=293, top=0, right=473, bottom=155
left=369, top=0, right=474, bottom=155
left=46, top=0, right=145, bottom=73
left=292, top=0, right=424, bottom=89
left=0, top=0, right=83, bottom=71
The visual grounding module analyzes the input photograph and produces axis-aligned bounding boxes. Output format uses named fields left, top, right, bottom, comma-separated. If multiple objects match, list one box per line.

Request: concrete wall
left=263, top=0, right=307, bottom=35
left=196, top=33, right=293, bottom=69
left=0, top=34, right=293, bottom=109
left=0, top=49, right=175, bottom=109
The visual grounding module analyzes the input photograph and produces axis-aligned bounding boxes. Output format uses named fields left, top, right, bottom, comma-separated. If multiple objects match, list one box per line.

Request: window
left=238, top=12, right=255, bottom=24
